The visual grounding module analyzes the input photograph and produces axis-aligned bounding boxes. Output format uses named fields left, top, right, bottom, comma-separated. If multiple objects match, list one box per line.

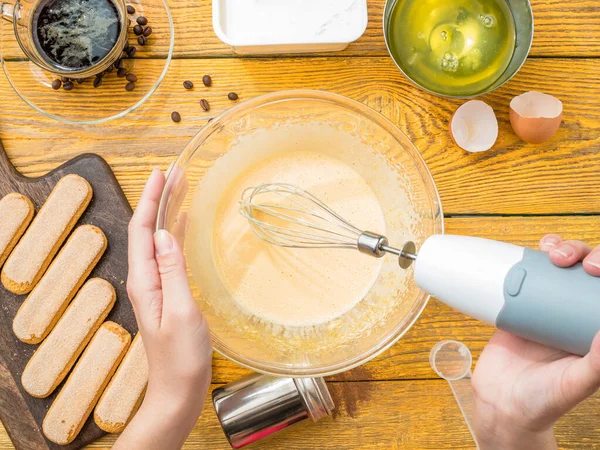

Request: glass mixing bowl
left=157, top=90, right=443, bottom=377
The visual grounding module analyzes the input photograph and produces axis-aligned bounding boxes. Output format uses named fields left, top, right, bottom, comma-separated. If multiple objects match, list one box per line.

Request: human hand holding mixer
left=240, top=183, right=600, bottom=448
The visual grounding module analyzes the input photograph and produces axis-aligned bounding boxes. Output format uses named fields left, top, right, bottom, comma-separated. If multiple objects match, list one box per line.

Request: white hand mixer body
left=241, top=183, right=600, bottom=356
left=415, top=235, right=600, bottom=356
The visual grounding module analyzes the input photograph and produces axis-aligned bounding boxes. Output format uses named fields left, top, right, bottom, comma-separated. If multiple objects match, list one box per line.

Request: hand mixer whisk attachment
left=239, top=183, right=417, bottom=269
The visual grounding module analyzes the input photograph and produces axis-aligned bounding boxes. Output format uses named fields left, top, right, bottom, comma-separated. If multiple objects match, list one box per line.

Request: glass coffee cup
left=1, top=0, right=128, bottom=78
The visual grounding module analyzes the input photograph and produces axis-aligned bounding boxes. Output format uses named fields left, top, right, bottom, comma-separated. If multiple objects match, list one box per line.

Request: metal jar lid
left=213, top=373, right=334, bottom=449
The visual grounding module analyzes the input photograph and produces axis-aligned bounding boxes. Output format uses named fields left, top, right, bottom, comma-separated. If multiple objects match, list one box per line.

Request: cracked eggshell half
left=509, top=91, right=563, bottom=144
left=450, top=100, right=498, bottom=153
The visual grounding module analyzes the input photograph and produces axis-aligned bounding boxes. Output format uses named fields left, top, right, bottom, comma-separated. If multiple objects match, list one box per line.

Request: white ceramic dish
left=212, top=0, right=368, bottom=54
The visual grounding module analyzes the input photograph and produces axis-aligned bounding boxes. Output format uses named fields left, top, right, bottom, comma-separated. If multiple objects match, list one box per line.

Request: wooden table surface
left=1, top=0, right=599, bottom=448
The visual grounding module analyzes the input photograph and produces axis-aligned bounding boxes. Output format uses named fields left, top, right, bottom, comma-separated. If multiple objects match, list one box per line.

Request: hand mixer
left=240, top=183, right=600, bottom=357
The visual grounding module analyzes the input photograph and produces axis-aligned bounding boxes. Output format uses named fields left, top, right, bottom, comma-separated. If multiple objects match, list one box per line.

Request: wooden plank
left=0, top=380, right=595, bottom=449
left=2, top=0, right=597, bottom=59
left=1, top=57, right=599, bottom=215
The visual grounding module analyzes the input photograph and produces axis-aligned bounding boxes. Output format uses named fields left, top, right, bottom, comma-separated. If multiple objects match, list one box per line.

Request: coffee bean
left=125, top=82, right=136, bottom=91
left=117, top=67, right=128, bottom=77
left=143, top=26, right=152, bottom=37
left=51, top=79, right=62, bottom=90
left=96, top=72, right=105, bottom=79
left=105, top=66, right=114, bottom=74
left=93, top=77, right=103, bottom=88
left=60, top=76, right=69, bottom=82
left=137, top=35, right=147, bottom=46
left=202, top=74, right=212, bottom=87
left=126, top=73, right=138, bottom=82
left=127, top=46, right=137, bottom=57
left=200, top=99, right=210, bottom=111
left=115, top=59, right=123, bottom=69
left=171, top=111, right=181, bottom=123
left=136, top=16, right=147, bottom=26
left=63, top=81, right=74, bottom=91
left=76, top=78, right=86, bottom=84
left=228, top=92, right=239, bottom=101
left=133, top=24, right=143, bottom=35
left=127, top=4, right=135, bottom=14
left=183, top=80, right=194, bottom=89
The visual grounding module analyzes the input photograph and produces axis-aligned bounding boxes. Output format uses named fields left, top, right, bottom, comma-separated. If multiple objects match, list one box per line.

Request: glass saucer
left=0, top=0, right=173, bottom=125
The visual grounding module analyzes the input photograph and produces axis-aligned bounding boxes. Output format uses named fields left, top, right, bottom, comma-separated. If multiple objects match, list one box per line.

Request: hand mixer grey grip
left=415, top=235, right=600, bottom=357
left=497, top=248, right=600, bottom=356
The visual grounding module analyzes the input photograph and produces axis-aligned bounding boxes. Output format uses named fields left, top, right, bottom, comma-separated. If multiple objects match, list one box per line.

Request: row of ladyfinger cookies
left=0, top=175, right=149, bottom=445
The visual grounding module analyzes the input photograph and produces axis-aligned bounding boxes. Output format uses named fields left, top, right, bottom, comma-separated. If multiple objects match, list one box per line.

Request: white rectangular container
left=212, top=0, right=368, bottom=54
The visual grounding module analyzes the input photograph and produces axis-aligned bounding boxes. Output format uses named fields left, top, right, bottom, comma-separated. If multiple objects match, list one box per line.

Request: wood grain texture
left=0, top=145, right=136, bottom=450
left=1, top=57, right=598, bottom=215
left=2, top=0, right=597, bottom=59
left=0, top=381, right=594, bottom=450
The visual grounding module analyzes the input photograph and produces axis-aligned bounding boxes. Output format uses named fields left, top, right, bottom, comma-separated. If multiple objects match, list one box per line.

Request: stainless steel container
left=213, top=374, right=334, bottom=449
left=383, top=0, right=534, bottom=98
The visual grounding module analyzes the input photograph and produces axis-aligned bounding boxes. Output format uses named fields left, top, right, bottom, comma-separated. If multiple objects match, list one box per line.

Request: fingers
left=583, top=247, right=600, bottom=277
left=128, top=168, right=166, bottom=331
left=558, top=331, right=600, bottom=412
left=539, top=235, right=592, bottom=268
left=539, top=234, right=562, bottom=252
left=153, top=230, right=200, bottom=325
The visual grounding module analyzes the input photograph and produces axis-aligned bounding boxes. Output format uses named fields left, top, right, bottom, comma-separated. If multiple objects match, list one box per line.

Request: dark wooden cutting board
left=0, top=142, right=137, bottom=450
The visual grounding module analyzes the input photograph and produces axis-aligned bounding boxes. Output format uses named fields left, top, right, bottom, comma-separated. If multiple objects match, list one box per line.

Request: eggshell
left=450, top=100, right=498, bottom=152
left=509, top=91, right=563, bottom=144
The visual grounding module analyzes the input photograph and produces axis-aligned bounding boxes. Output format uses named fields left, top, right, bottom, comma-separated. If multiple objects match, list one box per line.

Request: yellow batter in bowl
left=157, top=90, right=443, bottom=377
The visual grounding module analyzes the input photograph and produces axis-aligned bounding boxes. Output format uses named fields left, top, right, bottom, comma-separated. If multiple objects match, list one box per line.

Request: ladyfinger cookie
left=42, top=322, right=131, bottom=446
left=94, top=333, right=149, bottom=433
left=0, top=193, right=34, bottom=268
left=13, top=224, right=107, bottom=344
left=1, top=174, right=92, bottom=294
left=21, top=279, right=116, bottom=398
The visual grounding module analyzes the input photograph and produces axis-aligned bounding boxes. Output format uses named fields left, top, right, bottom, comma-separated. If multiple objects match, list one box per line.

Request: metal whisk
left=239, top=183, right=417, bottom=269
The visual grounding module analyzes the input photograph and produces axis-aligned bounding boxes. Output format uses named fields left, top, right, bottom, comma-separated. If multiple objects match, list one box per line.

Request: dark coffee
left=34, top=0, right=121, bottom=70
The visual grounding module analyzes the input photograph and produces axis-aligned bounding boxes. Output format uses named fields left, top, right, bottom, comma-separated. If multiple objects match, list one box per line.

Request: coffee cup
left=1, top=0, right=128, bottom=78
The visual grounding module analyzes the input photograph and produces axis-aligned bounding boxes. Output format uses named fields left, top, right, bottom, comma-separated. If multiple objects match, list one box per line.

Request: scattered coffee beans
left=171, top=111, right=181, bottom=122
left=183, top=80, right=194, bottom=89
left=127, top=5, right=135, bottom=14
left=76, top=78, right=85, bottom=84
left=127, top=46, right=137, bottom=57
left=63, top=81, right=74, bottom=91
left=125, top=82, right=136, bottom=91
left=117, top=67, right=128, bottom=78
left=138, top=35, right=147, bottom=46
left=51, top=79, right=62, bottom=90
left=143, top=26, right=152, bottom=37
left=126, top=73, right=138, bottom=82
left=202, top=75, right=212, bottom=87
left=228, top=92, right=239, bottom=101
left=60, top=76, right=69, bottom=82
left=93, top=77, right=103, bottom=88
left=136, top=16, right=148, bottom=26
left=133, top=24, right=143, bottom=35
left=200, top=99, right=210, bottom=111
